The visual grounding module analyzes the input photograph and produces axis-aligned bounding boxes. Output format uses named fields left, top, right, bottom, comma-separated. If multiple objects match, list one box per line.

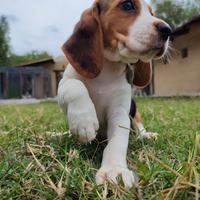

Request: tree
left=9, top=50, right=51, bottom=66
left=0, top=16, right=51, bottom=66
left=0, top=16, right=11, bottom=66
left=151, top=0, right=200, bottom=29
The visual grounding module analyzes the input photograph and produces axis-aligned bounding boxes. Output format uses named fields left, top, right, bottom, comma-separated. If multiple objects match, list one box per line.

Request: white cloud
left=0, top=0, right=150, bottom=56
left=0, top=0, right=93, bottom=56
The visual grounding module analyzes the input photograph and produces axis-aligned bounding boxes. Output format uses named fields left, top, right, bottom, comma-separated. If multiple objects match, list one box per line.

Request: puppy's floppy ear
left=132, top=61, right=152, bottom=88
left=62, top=2, right=104, bottom=79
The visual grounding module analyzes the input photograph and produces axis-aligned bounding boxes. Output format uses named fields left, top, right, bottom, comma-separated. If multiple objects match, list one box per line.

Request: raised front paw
left=96, top=165, right=138, bottom=189
left=68, top=101, right=99, bottom=143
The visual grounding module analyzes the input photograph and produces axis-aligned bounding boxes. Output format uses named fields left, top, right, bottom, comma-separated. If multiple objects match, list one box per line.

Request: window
left=181, top=48, right=188, bottom=58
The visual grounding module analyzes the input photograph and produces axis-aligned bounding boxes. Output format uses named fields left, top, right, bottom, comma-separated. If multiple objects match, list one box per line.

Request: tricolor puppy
left=58, top=0, right=171, bottom=188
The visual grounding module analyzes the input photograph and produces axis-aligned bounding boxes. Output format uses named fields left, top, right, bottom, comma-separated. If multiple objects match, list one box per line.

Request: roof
left=0, top=66, right=48, bottom=73
left=173, top=15, right=200, bottom=37
left=15, top=57, right=55, bottom=67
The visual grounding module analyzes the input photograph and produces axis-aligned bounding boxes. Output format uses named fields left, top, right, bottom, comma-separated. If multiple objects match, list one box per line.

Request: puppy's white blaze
left=128, top=0, right=156, bottom=52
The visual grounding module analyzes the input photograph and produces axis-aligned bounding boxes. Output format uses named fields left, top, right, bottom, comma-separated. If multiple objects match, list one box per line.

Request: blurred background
left=0, top=0, right=200, bottom=100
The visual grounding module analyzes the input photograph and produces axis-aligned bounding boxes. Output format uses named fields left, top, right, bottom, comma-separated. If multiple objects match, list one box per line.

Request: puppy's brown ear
left=62, top=2, right=104, bottom=79
left=132, top=61, right=152, bottom=88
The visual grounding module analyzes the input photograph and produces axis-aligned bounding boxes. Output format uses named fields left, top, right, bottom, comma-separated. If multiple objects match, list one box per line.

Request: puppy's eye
left=121, top=1, right=135, bottom=12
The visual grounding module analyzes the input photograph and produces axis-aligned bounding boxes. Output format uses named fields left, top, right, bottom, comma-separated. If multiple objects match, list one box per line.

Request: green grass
left=0, top=98, right=199, bottom=200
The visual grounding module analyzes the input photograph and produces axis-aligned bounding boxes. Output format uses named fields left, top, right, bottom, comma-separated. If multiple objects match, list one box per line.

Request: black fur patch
left=129, top=99, right=136, bottom=119
left=99, top=0, right=109, bottom=14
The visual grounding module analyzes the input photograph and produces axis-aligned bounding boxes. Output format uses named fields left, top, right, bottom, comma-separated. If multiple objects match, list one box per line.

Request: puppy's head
left=62, top=0, right=171, bottom=84
left=100, top=0, right=171, bottom=63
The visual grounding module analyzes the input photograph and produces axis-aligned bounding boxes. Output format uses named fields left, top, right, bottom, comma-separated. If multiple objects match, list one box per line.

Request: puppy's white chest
left=83, top=63, right=129, bottom=123
left=85, top=63, right=127, bottom=99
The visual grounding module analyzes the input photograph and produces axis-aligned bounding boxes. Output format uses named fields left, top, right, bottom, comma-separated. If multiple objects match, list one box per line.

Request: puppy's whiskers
left=160, top=41, right=174, bottom=63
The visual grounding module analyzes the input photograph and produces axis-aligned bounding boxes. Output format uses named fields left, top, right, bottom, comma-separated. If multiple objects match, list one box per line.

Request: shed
left=153, top=15, right=200, bottom=96
left=0, top=56, right=68, bottom=99
left=0, top=67, right=50, bottom=99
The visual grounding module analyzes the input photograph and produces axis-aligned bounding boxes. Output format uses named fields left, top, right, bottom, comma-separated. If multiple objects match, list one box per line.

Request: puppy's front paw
left=96, top=165, right=138, bottom=189
left=68, top=100, right=99, bottom=143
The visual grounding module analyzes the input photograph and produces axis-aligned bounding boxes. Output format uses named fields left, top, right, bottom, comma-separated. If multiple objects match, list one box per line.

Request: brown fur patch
left=132, top=61, right=152, bottom=88
left=99, top=0, right=141, bottom=48
left=148, top=5, right=154, bottom=16
left=98, top=0, right=110, bottom=13
left=134, top=111, right=142, bottom=123
left=62, top=5, right=104, bottom=79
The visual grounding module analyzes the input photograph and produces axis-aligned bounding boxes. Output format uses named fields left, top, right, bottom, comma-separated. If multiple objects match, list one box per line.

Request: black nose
left=157, top=23, right=172, bottom=41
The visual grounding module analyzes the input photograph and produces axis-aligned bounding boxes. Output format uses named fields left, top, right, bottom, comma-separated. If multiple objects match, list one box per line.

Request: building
left=153, top=15, right=200, bottom=96
left=0, top=56, right=68, bottom=99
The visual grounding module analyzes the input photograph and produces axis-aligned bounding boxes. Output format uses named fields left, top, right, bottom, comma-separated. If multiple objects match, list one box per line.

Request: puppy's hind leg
left=129, top=99, right=158, bottom=139
left=133, top=111, right=158, bottom=140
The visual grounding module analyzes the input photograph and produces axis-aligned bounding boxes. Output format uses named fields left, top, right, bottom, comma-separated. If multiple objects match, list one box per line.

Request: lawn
left=0, top=98, right=199, bottom=200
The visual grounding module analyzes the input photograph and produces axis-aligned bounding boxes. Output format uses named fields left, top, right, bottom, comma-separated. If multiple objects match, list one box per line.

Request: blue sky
left=0, top=0, right=150, bottom=56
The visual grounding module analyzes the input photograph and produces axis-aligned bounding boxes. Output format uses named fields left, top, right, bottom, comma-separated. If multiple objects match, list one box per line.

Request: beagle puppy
left=58, top=0, right=171, bottom=188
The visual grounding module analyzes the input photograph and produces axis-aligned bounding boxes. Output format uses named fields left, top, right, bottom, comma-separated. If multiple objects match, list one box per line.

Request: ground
left=0, top=97, right=199, bottom=200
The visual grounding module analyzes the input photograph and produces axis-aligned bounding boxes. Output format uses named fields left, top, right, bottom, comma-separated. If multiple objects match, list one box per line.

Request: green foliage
left=152, top=0, right=200, bottom=29
left=8, top=50, right=51, bottom=66
left=0, top=16, right=11, bottom=66
left=0, top=15, right=51, bottom=67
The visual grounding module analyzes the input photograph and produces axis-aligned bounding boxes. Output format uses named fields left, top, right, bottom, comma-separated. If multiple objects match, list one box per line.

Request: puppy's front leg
left=58, top=78, right=99, bottom=143
left=96, top=90, right=138, bottom=188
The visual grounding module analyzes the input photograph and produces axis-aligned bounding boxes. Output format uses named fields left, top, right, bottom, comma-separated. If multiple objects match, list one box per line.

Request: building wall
left=52, top=56, right=68, bottom=96
left=154, top=22, right=200, bottom=96
left=34, top=74, right=44, bottom=98
left=39, top=56, right=68, bottom=97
